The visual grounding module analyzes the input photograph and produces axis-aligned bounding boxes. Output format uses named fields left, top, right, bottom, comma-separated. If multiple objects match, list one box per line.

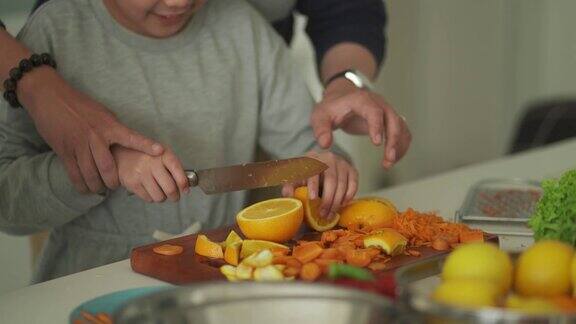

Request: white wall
left=378, top=0, right=576, bottom=185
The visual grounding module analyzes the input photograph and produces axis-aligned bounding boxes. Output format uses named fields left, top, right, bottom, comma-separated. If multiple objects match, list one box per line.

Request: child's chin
left=146, top=24, right=187, bottom=38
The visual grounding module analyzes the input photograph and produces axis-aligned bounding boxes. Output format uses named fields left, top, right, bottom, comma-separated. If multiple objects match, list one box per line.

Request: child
left=0, top=0, right=357, bottom=282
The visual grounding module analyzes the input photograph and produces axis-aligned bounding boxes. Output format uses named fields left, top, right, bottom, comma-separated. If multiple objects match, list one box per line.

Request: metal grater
left=455, top=179, right=542, bottom=240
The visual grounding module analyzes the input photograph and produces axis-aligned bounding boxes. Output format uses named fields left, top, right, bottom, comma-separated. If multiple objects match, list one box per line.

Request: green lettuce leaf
left=529, top=169, right=576, bottom=245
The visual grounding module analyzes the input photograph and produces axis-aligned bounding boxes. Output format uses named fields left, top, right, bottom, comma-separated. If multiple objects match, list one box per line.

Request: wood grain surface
left=131, top=226, right=497, bottom=285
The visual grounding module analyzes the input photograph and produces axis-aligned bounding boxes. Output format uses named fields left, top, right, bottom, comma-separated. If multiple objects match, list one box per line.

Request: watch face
left=344, top=70, right=373, bottom=90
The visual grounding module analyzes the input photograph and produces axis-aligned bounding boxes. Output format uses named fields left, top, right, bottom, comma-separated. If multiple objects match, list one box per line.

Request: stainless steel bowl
left=395, top=256, right=576, bottom=324
left=113, top=281, right=397, bottom=324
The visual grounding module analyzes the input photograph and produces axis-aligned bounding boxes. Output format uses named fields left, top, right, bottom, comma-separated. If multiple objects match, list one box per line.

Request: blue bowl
left=69, top=286, right=168, bottom=323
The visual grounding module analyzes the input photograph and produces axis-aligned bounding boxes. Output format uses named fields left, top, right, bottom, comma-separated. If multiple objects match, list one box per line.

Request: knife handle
left=186, top=170, right=198, bottom=187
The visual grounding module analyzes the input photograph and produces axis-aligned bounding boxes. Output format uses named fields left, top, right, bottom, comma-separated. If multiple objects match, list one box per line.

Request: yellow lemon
left=505, top=295, right=559, bottom=314
left=294, top=186, right=339, bottom=232
left=363, top=228, right=408, bottom=256
left=236, top=198, right=303, bottom=243
left=442, top=242, right=513, bottom=294
left=338, top=197, right=397, bottom=230
left=572, top=254, right=576, bottom=297
left=515, top=240, right=573, bottom=297
left=432, top=279, right=501, bottom=308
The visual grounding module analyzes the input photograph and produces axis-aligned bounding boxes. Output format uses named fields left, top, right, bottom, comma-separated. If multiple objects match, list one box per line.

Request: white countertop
left=2, top=139, right=575, bottom=324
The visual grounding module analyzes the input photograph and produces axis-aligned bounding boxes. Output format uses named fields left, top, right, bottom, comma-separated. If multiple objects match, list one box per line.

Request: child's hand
left=282, top=151, right=358, bottom=218
left=112, top=146, right=189, bottom=202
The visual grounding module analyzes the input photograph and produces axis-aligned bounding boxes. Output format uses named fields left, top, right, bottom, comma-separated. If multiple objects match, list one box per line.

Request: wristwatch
left=324, top=69, right=374, bottom=91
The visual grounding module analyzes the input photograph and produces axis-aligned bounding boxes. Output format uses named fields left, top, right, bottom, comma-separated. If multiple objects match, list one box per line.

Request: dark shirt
left=33, top=0, right=387, bottom=67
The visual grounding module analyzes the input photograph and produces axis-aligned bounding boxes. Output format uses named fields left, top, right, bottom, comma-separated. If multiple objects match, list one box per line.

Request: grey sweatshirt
left=0, top=0, right=345, bottom=282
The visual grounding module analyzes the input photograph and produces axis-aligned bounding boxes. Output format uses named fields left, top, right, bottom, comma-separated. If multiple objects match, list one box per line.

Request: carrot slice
left=292, top=243, right=324, bottom=263
left=319, top=248, right=344, bottom=260
left=344, top=249, right=372, bottom=267
left=284, top=266, right=301, bottom=277
left=314, top=258, right=341, bottom=274
left=300, top=262, right=322, bottom=281
left=431, top=238, right=449, bottom=251
left=285, top=257, right=302, bottom=269
left=153, top=244, right=184, bottom=256
left=459, top=230, right=484, bottom=243
left=367, top=261, right=388, bottom=271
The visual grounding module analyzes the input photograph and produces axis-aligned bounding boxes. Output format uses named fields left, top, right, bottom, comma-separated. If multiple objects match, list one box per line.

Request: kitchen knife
left=187, top=157, right=327, bottom=194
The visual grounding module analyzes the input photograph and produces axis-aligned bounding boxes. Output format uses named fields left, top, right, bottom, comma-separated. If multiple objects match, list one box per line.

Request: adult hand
left=311, top=78, right=412, bottom=169
left=18, top=67, right=164, bottom=194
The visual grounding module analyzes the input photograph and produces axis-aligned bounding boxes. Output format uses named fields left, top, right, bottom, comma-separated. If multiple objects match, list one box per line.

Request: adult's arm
left=298, top=0, right=412, bottom=169
left=0, top=17, right=163, bottom=194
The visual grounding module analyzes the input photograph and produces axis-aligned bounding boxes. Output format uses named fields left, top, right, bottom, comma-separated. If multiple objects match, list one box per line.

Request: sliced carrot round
left=153, top=244, right=184, bottom=256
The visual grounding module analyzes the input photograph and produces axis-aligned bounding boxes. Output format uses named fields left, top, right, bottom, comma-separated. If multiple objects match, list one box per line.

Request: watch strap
left=324, top=69, right=373, bottom=90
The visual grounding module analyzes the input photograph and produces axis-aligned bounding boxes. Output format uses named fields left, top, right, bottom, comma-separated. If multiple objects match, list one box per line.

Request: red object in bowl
left=333, top=273, right=397, bottom=299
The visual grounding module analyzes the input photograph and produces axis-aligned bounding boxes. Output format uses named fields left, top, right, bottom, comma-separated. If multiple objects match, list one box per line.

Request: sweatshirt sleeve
left=0, top=10, right=105, bottom=235
left=248, top=8, right=350, bottom=161
left=296, top=0, right=387, bottom=69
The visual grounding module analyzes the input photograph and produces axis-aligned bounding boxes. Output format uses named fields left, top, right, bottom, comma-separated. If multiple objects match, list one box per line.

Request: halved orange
left=294, top=186, right=339, bottom=232
left=363, top=228, right=407, bottom=256
left=195, top=234, right=224, bottom=259
left=236, top=198, right=303, bottom=243
left=338, top=197, right=397, bottom=230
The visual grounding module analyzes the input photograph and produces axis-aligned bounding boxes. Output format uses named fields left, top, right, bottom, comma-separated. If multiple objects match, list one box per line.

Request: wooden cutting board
left=131, top=226, right=498, bottom=285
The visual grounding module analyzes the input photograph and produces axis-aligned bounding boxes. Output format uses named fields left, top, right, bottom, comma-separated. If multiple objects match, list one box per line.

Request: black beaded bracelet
left=2, top=53, right=56, bottom=108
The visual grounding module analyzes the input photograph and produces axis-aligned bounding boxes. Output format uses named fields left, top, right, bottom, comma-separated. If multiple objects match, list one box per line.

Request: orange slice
left=195, top=234, right=224, bottom=259
left=294, top=186, right=339, bottom=232
left=338, top=198, right=397, bottom=230
left=236, top=198, right=303, bottom=243
left=240, top=240, right=289, bottom=259
left=224, top=242, right=241, bottom=266
left=363, top=228, right=407, bottom=256
left=152, top=244, right=184, bottom=256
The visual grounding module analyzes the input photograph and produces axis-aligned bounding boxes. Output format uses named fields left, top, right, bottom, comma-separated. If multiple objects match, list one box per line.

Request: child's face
left=104, top=0, right=206, bottom=38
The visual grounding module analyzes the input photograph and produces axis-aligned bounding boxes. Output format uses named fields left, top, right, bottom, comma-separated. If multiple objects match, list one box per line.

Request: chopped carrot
left=345, top=249, right=372, bottom=267
left=431, top=238, right=450, bottom=251
left=271, top=247, right=290, bottom=256
left=285, top=257, right=302, bottom=269
left=334, top=242, right=356, bottom=255
left=459, top=230, right=484, bottom=243
left=314, top=258, right=341, bottom=274
left=353, top=237, right=365, bottom=247
left=392, top=208, right=483, bottom=247
left=297, top=240, right=323, bottom=247
left=96, top=314, right=113, bottom=324
left=300, top=262, right=322, bottom=281
left=321, top=231, right=338, bottom=243
left=319, top=248, right=344, bottom=260
left=272, top=255, right=292, bottom=265
left=365, top=247, right=381, bottom=258
left=406, top=249, right=421, bottom=257
left=292, top=243, right=324, bottom=263
left=81, top=311, right=104, bottom=324
left=153, top=244, right=183, bottom=256
left=284, top=266, right=301, bottom=277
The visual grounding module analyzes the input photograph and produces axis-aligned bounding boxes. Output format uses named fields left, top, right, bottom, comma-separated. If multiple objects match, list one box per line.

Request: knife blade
left=187, top=157, right=327, bottom=194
